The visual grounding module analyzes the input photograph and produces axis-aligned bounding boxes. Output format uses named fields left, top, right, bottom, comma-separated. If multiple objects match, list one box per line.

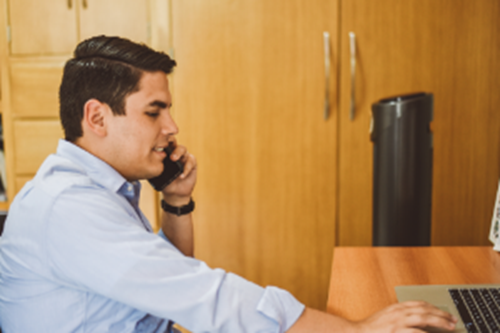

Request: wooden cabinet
left=9, top=59, right=64, bottom=118
left=172, top=0, right=339, bottom=310
left=337, top=0, right=500, bottom=247
left=8, top=0, right=150, bottom=55
left=0, top=0, right=170, bottom=228
left=78, top=0, right=150, bottom=46
left=8, top=0, right=77, bottom=55
left=172, top=0, right=500, bottom=310
left=12, top=120, right=63, bottom=174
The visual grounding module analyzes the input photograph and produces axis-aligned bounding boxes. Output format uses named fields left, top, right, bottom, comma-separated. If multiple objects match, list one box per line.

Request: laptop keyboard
left=449, top=288, right=500, bottom=333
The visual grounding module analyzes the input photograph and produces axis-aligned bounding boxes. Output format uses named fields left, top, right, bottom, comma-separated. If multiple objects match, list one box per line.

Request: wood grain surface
left=172, top=0, right=339, bottom=309
left=327, top=246, right=500, bottom=321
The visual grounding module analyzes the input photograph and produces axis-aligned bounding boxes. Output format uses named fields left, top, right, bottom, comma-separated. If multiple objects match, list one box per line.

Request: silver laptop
left=396, top=284, right=500, bottom=332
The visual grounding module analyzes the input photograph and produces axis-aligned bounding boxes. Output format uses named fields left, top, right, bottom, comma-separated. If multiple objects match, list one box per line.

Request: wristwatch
left=161, top=198, right=195, bottom=216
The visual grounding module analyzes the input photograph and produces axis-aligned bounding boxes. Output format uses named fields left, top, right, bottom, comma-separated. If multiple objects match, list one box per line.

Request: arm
left=160, top=142, right=197, bottom=257
left=288, top=302, right=457, bottom=333
left=154, top=144, right=458, bottom=332
left=160, top=196, right=194, bottom=257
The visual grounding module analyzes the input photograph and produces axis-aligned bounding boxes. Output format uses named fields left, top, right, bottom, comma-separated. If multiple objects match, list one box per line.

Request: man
left=0, top=36, right=457, bottom=332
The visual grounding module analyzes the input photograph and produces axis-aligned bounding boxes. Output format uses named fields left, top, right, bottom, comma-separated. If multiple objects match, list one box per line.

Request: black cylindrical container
left=371, top=92, right=433, bottom=246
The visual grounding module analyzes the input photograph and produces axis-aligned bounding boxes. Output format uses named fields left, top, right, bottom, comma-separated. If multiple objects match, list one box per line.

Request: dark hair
left=59, top=35, right=176, bottom=142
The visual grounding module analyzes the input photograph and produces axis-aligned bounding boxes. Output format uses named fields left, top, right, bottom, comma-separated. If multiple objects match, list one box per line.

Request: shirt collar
left=56, top=139, right=139, bottom=195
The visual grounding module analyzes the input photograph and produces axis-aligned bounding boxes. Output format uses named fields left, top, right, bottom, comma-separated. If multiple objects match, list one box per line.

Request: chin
left=127, top=168, right=160, bottom=182
left=148, top=166, right=165, bottom=179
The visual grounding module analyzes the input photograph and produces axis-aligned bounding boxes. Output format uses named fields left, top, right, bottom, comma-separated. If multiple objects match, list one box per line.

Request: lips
left=153, top=147, right=167, bottom=160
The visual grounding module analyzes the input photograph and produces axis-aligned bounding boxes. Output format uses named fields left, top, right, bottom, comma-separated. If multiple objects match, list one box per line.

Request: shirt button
left=127, top=184, right=133, bottom=192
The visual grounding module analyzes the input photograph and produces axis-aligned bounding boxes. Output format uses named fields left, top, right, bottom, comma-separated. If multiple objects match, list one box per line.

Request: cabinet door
left=78, top=0, right=150, bottom=45
left=8, top=0, right=78, bottom=55
left=172, top=0, right=339, bottom=309
left=338, top=0, right=500, bottom=246
left=10, top=59, right=65, bottom=118
left=12, top=120, right=63, bottom=176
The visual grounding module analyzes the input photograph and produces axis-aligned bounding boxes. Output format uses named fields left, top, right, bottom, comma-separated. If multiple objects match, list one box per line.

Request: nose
left=161, top=111, right=179, bottom=136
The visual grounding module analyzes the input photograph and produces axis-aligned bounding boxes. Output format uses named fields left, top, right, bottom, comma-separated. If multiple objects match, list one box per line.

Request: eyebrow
left=148, top=100, right=170, bottom=109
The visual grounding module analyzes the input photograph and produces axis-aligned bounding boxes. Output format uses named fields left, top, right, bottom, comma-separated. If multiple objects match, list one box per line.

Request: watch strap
left=161, top=198, right=195, bottom=216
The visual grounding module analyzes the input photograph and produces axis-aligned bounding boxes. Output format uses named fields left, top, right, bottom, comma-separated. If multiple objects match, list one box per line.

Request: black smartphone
left=148, top=145, right=184, bottom=191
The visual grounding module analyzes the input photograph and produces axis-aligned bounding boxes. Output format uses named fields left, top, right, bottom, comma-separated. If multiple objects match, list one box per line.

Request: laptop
left=396, top=284, right=500, bottom=332
left=396, top=182, right=500, bottom=332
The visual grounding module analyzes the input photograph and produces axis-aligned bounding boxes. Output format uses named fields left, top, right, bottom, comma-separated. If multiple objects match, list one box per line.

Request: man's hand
left=355, top=301, right=458, bottom=333
left=161, top=139, right=197, bottom=206
left=288, top=302, right=457, bottom=333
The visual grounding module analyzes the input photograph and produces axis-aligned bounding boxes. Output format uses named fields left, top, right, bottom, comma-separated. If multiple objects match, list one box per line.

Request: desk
left=326, top=246, right=500, bottom=321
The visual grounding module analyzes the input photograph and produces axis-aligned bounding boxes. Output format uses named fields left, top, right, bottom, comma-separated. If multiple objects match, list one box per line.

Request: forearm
left=161, top=196, right=194, bottom=257
left=287, top=308, right=357, bottom=333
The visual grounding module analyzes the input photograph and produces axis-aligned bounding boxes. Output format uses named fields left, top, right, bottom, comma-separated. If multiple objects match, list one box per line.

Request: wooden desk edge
left=326, top=246, right=500, bottom=320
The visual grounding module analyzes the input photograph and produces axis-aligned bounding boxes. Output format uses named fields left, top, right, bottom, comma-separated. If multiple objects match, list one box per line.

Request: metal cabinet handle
left=82, top=0, right=88, bottom=9
left=349, top=32, right=356, bottom=121
left=67, top=0, right=72, bottom=9
left=323, top=32, right=331, bottom=120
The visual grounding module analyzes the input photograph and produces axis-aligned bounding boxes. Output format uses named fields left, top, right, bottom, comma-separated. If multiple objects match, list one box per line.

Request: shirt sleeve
left=46, top=186, right=305, bottom=332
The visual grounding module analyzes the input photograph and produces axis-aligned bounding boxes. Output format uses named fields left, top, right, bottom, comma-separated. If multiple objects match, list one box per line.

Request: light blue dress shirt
left=0, top=140, right=304, bottom=333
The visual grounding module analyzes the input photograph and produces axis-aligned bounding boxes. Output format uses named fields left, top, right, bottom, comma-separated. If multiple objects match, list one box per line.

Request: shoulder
left=35, top=154, right=97, bottom=197
left=8, top=153, right=112, bottom=236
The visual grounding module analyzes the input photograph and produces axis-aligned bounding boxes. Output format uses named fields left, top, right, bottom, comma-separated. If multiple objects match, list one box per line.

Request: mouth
left=153, top=147, right=167, bottom=159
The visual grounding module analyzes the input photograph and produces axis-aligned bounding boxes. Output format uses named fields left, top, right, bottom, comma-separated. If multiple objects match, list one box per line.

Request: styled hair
left=59, top=35, right=176, bottom=142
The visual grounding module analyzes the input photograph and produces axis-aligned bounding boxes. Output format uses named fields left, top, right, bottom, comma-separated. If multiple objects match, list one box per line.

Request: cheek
left=135, top=130, right=159, bottom=158
left=111, top=118, right=158, bottom=155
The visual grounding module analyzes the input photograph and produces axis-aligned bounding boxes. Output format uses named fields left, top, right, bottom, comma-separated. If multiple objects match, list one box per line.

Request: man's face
left=105, top=71, right=178, bottom=181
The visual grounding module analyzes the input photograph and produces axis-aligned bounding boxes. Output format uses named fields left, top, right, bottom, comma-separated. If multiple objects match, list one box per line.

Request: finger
left=179, top=153, right=196, bottom=179
left=398, top=303, right=457, bottom=331
left=404, top=314, right=457, bottom=331
left=404, top=301, right=457, bottom=322
left=170, top=145, right=187, bottom=162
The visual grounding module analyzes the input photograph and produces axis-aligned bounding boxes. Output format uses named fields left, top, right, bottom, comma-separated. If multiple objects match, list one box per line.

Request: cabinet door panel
left=79, top=0, right=149, bottom=44
left=338, top=0, right=500, bottom=246
left=8, top=0, right=78, bottom=55
left=10, top=60, right=65, bottom=118
left=172, top=0, right=339, bottom=309
left=13, top=120, right=63, bottom=175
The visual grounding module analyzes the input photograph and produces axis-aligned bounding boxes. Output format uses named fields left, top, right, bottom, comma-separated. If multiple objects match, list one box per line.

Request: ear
left=82, top=99, right=110, bottom=137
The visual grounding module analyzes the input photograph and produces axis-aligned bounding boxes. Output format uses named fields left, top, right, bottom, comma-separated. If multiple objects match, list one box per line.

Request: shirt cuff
left=256, top=286, right=306, bottom=333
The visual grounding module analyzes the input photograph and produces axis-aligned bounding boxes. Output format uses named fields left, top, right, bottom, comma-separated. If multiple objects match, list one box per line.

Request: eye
left=145, top=111, right=160, bottom=118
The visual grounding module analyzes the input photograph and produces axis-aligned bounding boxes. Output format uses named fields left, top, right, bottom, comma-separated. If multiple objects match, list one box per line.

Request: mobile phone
left=148, top=145, right=184, bottom=191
